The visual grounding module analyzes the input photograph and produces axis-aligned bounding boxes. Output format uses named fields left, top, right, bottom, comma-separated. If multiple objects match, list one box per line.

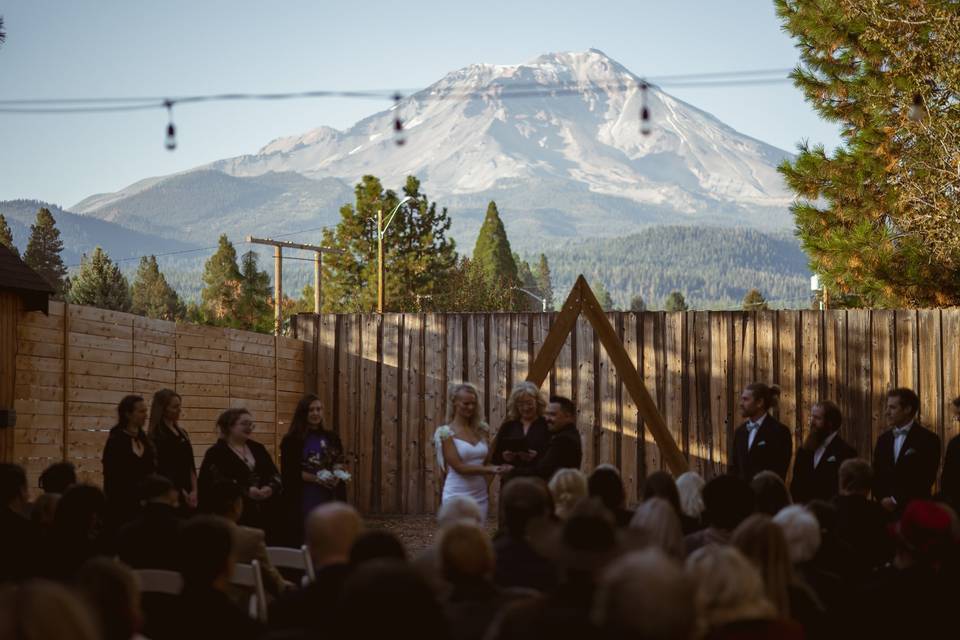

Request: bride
left=435, top=383, right=510, bottom=520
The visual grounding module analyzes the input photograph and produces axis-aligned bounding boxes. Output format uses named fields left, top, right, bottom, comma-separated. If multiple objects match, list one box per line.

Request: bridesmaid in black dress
left=491, top=381, right=550, bottom=484
left=198, top=407, right=282, bottom=540
left=102, top=395, right=156, bottom=532
left=148, top=389, right=198, bottom=510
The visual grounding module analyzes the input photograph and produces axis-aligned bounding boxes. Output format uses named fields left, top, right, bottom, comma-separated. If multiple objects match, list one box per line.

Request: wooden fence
left=12, top=301, right=304, bottom=493
left=293, top=309, right=960, bottom=514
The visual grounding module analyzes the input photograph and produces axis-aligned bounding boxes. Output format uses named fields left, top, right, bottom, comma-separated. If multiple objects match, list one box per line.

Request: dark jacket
left=832, top=494, right=895, bottom=578
left=0, top=506, right=40, bottom=582
left=172, top=586, right=262, bottom=640
left=790, top=433, right=857, bottom=503
left=533, top=425, right=582, bottom=481
left=941, top=433, right=960, bottom=511
left=872, top=423, right=940, bottom=506
left=491, top=417, right=551, bottom=483
left=152, top=423, right=196, bottom=498
left=102, top=425, right=156, bottom=530
left=493, top=535, right=558, bottom=593
left=270, top=563, right=352, bottom=635
left=198, top=439, right=281, bottom=535
left=729, top=415, right=792, bottom=482
left=444, top=578, right=535, bottom=640
left=116, top=502, right=181, bottom=570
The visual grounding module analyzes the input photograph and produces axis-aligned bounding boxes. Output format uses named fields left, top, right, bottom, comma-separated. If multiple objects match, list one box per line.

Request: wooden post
left=274, top=246, right=283, bottom=336
left=377, top=208, right=385, bottom=314
left=314, top=251, right=322, bottom=314
left=62, top=302, right=70, bottom=461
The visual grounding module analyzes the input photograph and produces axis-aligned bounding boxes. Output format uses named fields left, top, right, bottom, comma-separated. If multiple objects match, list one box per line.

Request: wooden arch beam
left=527, top=275, right=688, bottom=475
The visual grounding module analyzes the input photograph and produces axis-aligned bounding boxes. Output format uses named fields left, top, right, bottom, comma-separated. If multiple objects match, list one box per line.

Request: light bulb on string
left=639, top=80, right=651, bottom=136
left=393, top=92, right=406, bottom=146
left=164, top=100, right=177, bottom=150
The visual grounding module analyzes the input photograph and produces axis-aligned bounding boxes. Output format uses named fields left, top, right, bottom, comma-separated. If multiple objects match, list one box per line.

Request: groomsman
left=729, top=383, right=793, bottom=482
left=790, top=401, right=857, bottom=503
left=939, top=396, right=960, bottom=511
left=872, top=388, right=941, bottom=513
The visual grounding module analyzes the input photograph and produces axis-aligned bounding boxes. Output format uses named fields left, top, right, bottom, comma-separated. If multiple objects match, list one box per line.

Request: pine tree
left=664, top=291, right=688, bottom=312
left=322, top=175, right=457, bottom=312
left=68, top=247, right=131, bottom=311
left=0, top=214, right=17, bottom=257
left=629, top=294, right=647, bottom=312
left=473, top=201, right=519, bottom=291
left=23, top=207, right=68, bottom=297
left=130, top=255, right=183, bottom=320
left=742, top=288, right=769, bottom=311
left=433, top=257, right=515, bottom=312
left=290, top=283, right=316, bottom=314
left=534, top=254, right=555, bottom=311
left=235, top=250, right=272, bottom=332
left=592, top=280, right=615, bottom=311
left=200, top=235, right=242, bottom=323
left=776, top=0, right=960, bottom=306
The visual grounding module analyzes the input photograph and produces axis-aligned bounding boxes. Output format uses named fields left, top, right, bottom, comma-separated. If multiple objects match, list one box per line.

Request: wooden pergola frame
left=526, top=275, right=688, bottom=475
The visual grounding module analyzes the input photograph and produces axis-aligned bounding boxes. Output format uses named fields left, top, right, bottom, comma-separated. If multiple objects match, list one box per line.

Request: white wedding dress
left=436, top=426, right=490, bottom=521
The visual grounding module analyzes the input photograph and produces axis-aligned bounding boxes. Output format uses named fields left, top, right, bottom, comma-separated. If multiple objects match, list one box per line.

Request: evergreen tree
left=472, top=201, right=519, bottom=291
left=235, top=250, right=272, bottom=332
left=0, top=214, right=17, bottom=257
left=23, top=207, right=68, bottom=297
left=664, top=291, right=689, bottom=312
left=742, top=288, right=769, bottom=311
left=68, top=247, right=131, bottom=311
left=592, top=280, right=615, bottom=311
left=629, top=294, right=647, bottom=312
left=534, top=254, right=555, bottom=311
left=290, top=283, right=316, bottom=314
left=130, top=255, right=183, bottom=320
left=776, top=0, right=960, bottom=306
left=433, top=257, right=515, bottom=312
left=200, top=235, right=242, bottom=323
left=322, top=175, right=457, bottom=312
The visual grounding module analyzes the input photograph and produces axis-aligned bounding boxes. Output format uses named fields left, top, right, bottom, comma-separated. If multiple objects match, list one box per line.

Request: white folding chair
left=266, top=545, right=316, bottom=585
left=232, top=560, right=268, bottom=623
left=135, top=569, right=183, bottom=596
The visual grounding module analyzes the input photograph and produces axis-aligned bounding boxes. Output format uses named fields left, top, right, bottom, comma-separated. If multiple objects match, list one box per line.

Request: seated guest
left=593, top=549, right=696, bottom=640
left=791, top=401, right=856, bottom=503
left=548, top=468, right=587, bottom=520
left=872, top=388, right=941, bottom=513
left=0, top=579, right=99, bottom=640
left=685, top=545, right=802, bottom=640
left=533, top=397, right=583, bottom=481
left=629, top=497, right=685, bottom=560
left=832, top=458, right=894, bottom=576
left=414, top=496, right=483, bottom=596
left=269, top=502, right=363, bottom=635
left=805, top=499, right=858, bottom=590
left=173, top=515, right=261, bottom=640
left=39, top=461, right=77, bottom=495
left=0, top=463, right=40, bottom=583
left=350, top=530, right=407, bottom=566
left=942, top=396, right=960, bottom=512
left=588, top=465, right=633, bottom=527
left=673, top=471, right=707, bottom=534
left=773, top=505, right=840, bottom=618
left=441, top=523, right=534, bottom=640
left=684, top=475, right=755, bottom=555
left=43, top=484, right=109, bottom=582
left=750, top=470, right=792, bottom=516
left=116, top=474, right=181, bottom=570
left=206, top=480, right=290, bottom=598
left=729, top=383, right=792, bottom=482
left=493, top=478, right=558, bottom=593
left=31, top=492, right=60, bottom=537
left=75, top=558, right=143, bottom=640
left=336, top=560, right=450, bottom=640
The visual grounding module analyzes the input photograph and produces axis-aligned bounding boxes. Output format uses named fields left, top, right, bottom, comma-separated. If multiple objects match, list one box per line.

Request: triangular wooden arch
left=526, top=275, right=688, bottom=475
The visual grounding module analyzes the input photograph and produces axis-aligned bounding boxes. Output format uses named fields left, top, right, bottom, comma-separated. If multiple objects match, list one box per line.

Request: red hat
left=889, top=500, right=952, bottom=558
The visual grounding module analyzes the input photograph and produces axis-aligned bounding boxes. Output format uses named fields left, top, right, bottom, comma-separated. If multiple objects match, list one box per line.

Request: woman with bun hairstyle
left=729, top=382, right=793, bottom=482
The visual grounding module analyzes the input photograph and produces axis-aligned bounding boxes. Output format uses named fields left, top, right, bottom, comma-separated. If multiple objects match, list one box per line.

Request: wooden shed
left=0, top=244, right=54, bottom=463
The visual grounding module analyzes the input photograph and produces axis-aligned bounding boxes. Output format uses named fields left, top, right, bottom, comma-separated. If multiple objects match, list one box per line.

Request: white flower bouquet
left=333, top=469, right=352, bottom=482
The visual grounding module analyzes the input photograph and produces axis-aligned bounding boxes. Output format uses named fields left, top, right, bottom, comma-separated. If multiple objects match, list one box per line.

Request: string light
left=164, top=100, right=177, bottom=150
left=639, top=80, right=651, bottom=136
left=392, top=92, right=406, bottom=146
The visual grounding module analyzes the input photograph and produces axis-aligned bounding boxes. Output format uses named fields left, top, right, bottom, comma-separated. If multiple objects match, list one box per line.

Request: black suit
left=872, top=423, right=941, bottom=507
left=729, top=415, right=793, bottom=481
left=790, top=433, right=857, bottom=503
left=116, top=502, right=182, bottom=570
left=941, top=434, right=960, bottom=511
left=532, top=425, right=582, bottom=481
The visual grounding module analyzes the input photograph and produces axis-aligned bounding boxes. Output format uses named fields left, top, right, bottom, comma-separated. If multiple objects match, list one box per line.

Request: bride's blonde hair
left=447, top=382, right=489, bottom=438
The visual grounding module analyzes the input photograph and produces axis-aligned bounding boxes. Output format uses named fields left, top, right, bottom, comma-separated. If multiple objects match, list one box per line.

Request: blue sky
left=0, top=0, right=841, bottom=207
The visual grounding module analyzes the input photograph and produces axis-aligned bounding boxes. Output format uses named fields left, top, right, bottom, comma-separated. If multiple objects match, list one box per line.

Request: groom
left=532, top=396, right=583, bottom=481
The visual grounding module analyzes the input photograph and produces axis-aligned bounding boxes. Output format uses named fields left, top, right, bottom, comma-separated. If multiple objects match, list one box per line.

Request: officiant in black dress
left=491, top=382, right=550, bottom=485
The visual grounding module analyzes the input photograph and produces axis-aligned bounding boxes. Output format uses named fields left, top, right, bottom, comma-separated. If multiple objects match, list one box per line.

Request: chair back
left=266, top=545, right=316, bottom=584
left=232, top=560, right=268, bottom=622
left=135, top=569, right=183, bottom=596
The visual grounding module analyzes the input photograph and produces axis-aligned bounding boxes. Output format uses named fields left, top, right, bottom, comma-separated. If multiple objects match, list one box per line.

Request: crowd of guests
left=2, top=381, right=960, bottom=640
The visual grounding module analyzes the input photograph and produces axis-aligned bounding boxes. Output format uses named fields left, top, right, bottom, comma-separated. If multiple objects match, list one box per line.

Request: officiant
left=491, top=382, right=550, bottom=485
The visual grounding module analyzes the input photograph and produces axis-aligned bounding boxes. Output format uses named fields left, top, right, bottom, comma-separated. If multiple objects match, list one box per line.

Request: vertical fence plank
left=466, top=315, right=487, bottom=422
left=664, top=312, right=685, bottom=466
left=358, top=315, right=380, bottom=514
left=800, top=311, right=822, bottom=446
left=825, top=310, right=848, bottom=424
left=511, top=314, right=530, bottom=389
left=871, top=310, right=895, bottom=454
left=942, top=310, right=960, bottom=448
left=488, top=315, right=510, bottom=433
left=576, top=316, right=596, bottom=471
left=620, top=313, right=640, bottom=502
left=446, top=315, right=464, bottom=388
left=756, top=310, right=776, bottom=385
left=777, top=311, right=799, bottom=447
left=710, top=312, right=732, bottom=477
left=380, top=314, right=401, bottom=513
left=554, top=323, right=574, bottom=400
left=318, top=315, right=337, bottom=427
left=846, top=310, right=872, bottom=458
left=734, top=312, right=757, bottom=392
left=895, top=310, right=919, bottom=392
left=423, top=314, right=445, bottom=513
left=337, top=315, right=360, bottom=506
left=401, top=314, right=423, bottom=514
left=596, top=313, right=619, bottom=468
left=690, top=312, right=713, bottom=475
left=642, top=313, right=662, bottom=473
left=918, top=310, right=943, bottom=441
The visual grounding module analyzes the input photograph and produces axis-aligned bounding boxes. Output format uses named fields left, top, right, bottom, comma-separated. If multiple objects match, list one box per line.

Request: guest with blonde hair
left=492, top=382, right=550, bottom=483
left=548, top=468, right=588, bottom=520
left=676, top=471, right=706, bottom=527
left=629, top=497, right=685, bottom=560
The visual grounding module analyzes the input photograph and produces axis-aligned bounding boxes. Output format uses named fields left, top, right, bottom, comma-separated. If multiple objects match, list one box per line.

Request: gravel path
left=363, top=515, right=497, bottom=554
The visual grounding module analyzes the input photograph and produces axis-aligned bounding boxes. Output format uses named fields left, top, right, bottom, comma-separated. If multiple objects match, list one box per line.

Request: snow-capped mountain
left=74, top=49, right=794, bottom=247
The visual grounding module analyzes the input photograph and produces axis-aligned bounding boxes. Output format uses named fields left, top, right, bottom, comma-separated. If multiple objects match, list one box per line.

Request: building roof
left=0, top=243, right=54, bottom=313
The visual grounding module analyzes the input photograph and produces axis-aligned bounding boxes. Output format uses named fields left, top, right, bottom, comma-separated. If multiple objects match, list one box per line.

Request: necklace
left=229, top=442, right=255, bottom=467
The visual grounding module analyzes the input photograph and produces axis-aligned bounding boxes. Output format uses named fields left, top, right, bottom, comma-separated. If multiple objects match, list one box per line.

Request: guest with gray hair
left=438, top=495, right=484, bottom=527
left=773, top=505, right=821, bottom=564
left=676, top=471, right=705, bottom=525
left=593, top=548, right=696, bottom=640
left=629, top=497, right=685, bottom=560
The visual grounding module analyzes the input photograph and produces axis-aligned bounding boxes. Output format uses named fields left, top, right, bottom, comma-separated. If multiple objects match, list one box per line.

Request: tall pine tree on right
left=776, top=0, right=960, bottom=306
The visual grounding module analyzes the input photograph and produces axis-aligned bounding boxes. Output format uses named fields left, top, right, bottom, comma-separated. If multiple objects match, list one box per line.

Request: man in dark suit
left=729, top=382, right=793, bottom=482
left=940, top=396, right=960, bottom=512
left=117, top=474, right=182, bottom=570
left=832, top=458, right=893, bottom=578
left=791, top=400, right=857, bottom=503
left=0, top=463, right=40, bottom=583
left=872, top=387, right=941, bottom=514
left=533, top=396, right=583, bottom=481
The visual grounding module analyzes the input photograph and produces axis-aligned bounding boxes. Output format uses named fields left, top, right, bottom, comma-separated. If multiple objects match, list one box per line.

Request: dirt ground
left=363, top=514, right=497, bottom=554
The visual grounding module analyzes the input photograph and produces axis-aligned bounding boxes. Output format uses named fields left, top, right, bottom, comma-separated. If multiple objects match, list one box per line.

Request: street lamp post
left=377, top=196, right=413, bottom=313
left=513, top=286, right=548, bottom=312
